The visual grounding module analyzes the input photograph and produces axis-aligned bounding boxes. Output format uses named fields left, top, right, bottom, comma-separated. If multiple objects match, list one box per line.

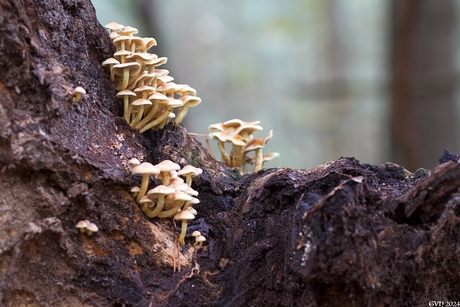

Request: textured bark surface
left=1, top=1, right=460, bottom=306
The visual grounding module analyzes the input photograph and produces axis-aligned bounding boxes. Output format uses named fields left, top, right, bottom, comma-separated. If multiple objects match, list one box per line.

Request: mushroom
left=174, top=210, right=195, bottom=244
left=119, top=26, right=139, bottom=37
left=138, top=196, right=154, bottom=212
left=86, top=222, right=99, bottom=236
left=102, top=58, right=120, bottom=82
left=209, top=131, right=231, bottom=166
left=117, top=89, right=136, bottom=123
left=177, top=165, right=203, bottom=186
left=134, top=92, right=168, bottom=130
left=155, top=160, right=181, bottom=186
left=112, top=62, right=141, bottom=90
left=145, top=185, right=175, bottom=218
left=141, top=37, right=157, bottom=52
left=130, top=98, right=152, bottom=127
left=104, top=22, right=124, bottom=34
left=128, top=158, right=141, bottom=167
left=113, top=35, right=132, bottom=51
left=131, top=186, right=140, bottom=198
left=145, top=56, right=168, bottom=74
left=75, top=220, right=89, bottom=233
left=243, top=153, right=279, bottom=173
left=113, top=50, right=132, bottom=64
left=72, top=86, right=86, bottom=102
left=244, top=130, right=273, bottom=172
left=174, top=95, right=201, bottom=128
left=193, top=235, right=206, bottom=249
left=132, top=162, right=160, bottom=203
left=157, top=190, right=192, bottom=218
left=139, top=98, right=182, bottom=133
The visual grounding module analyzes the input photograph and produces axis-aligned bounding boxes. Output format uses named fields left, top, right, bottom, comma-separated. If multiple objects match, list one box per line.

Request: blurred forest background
left=92, top=0, right=460, bottom=172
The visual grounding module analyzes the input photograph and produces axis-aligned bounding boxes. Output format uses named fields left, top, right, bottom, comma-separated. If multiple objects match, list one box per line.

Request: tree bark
left=1, top=1, right=460, bottom=306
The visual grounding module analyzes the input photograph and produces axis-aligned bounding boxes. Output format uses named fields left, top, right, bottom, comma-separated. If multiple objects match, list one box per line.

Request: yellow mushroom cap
left=191, top=230, right=201, bottom=237
left=147, top=185, right=175, bottom=197
left=86, top=223, right=98, bottom=233
left=178, top=165, right=203, bottom=177
left=104, top=22, right=124, bottom=32
left=132, top=162, right=160, bottom=176
left=195, top=235, right=206, bottom=243
left=75, top=220, right=89, bottom=229
left=155, top=160, right=181, bottom=173
left=73, top=86, right=86, bottom=95
left=173, top=210, right=195, bottom=221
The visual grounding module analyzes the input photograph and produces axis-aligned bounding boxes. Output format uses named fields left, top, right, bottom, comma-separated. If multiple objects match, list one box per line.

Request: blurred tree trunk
left=390, top=0, right=456, bottom=171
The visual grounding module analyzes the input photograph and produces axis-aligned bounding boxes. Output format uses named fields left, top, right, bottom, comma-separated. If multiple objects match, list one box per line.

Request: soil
left=1, top=1, right=460, bottom=306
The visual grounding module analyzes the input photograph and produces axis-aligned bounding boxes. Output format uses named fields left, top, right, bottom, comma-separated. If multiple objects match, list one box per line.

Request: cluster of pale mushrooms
left=208, top=119, right=279, bottom=174
left=129, top=158, right=205, bottom=247
left=75, top=220, right=98, bottom=236
left=102, top=22, right=201, bottom=132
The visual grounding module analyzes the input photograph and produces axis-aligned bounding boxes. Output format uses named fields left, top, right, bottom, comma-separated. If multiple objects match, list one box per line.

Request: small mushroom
left=174, top=95, right=201, bottom=128
left=174, top=210, right=195, bottom=244
left=132, top=162, right=160, bottom=203
left=102, top=58, right=120, bottom=82
left=154, top=160, right=181, bottom=186
left=117, top=89, right=136, bottom=123
left=112, top=62, right=141, bottom=90
left=244, top=130, right=273, bottom=172
left=131, top=186, right=140, bottom=197
left=177, top=165, right=203, bottom=186
left=75, top=220, right=88, bottom=233
left=86, top=222, right=98, bottom=236
left=128, top=158, right=141, bottom=167
left=193, top=235, right=206, bottom=249
left=145, top=185, right=175, bottom=218
left=72, top=86, right=86, bottom=102
left=157, top=190, right=192, bottom=218
left=104, top=22, right=124, bottom=34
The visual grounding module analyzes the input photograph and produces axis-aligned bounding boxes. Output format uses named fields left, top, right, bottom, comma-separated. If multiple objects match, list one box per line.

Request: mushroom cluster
left=208, top=119, right=279, bottom=173
left=102, top=22, right=201, bottom=132
left=130, top=159, right=204, bottom=245
left=75, top=220, right=98, bottom=236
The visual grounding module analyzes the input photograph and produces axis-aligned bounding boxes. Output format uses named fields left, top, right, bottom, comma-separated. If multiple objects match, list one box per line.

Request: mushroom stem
left=178, top=220, right=188, bottom=244
left=173, top=103, right=189, bottom=128
left=134, top=103, right=160, bottom=130
left=157, top=201, right=182, bottom=218
left=139, top=110, right=170, bottom=133
left=72, top=93, right=83, bottom=103
left=230, top=144, right=245, bottom=168
left=123, top=97, right=131, bottom=123
left=253, top=148, right=264, bottom=172
left=217, top=140, right=231, bottom=166
left=136, top=174, right=150, bottom=203
left=130, top=105, right=145, bottom=127
left=185, top=174, right=193, bottom=186
left=193, top=241, right=203, bottom=249
left=118, top=68, right=131, bottom=90
left=145, top=196, right=165, bottom=218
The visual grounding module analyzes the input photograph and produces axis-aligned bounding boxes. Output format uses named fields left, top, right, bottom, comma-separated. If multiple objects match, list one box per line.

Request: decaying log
left=1, top=1, right=460, bottom=306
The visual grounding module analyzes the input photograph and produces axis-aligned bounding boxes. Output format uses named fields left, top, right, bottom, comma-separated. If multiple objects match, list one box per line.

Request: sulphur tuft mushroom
left=193, top=235, right=206, bottom=249
left=72, top=86, right=86, bottom=102
left=155, top=160, right=180, bottom=186
left=177, top=165, right=203, bottom=187
left=174, top=210, right=195, bottom=244
left=75, top=220, right=89, bottom=233
left=86, top=222, right=99, bottom=236
left=132, top=162, right=160, bottom=203
left=145, top=185, right=175, bottom=218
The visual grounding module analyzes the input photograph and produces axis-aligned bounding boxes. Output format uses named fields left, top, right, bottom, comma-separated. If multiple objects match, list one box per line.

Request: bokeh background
left=92, top=0, right=460, bottom=172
